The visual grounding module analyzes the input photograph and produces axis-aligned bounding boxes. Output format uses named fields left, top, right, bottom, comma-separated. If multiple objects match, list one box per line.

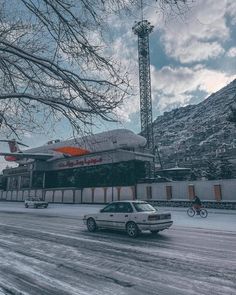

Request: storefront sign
left=57, top=157, right=103, bottom=169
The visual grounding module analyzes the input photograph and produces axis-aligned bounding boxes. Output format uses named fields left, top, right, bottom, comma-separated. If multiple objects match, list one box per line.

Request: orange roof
left=53, top=146, right=90, bottom=156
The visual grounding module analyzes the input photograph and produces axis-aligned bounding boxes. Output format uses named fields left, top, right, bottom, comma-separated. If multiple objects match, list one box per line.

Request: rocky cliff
left=153, top=79, right=236, bottom=174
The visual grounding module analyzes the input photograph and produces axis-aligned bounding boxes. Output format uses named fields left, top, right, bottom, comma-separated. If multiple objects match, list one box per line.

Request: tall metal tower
left=132, top=20, right=154, bottom=154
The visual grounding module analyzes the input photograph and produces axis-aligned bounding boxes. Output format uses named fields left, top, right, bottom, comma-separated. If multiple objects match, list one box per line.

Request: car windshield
left=133, top=202, right=156, bottom=212
left=26, top=197, right=41, bottom=201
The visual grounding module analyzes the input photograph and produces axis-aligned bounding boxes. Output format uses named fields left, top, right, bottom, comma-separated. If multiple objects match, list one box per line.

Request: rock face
left=153, top=79, right=236, bottom=175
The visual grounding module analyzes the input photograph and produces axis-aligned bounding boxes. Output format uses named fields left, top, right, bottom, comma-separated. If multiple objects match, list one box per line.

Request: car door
left=111, top=202, right=133, bottom=230
left=97, top=203, right=117, bottom=229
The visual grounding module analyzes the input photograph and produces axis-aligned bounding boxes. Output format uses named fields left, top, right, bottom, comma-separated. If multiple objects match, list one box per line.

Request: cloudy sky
left=108, top=0, right=236, bottom=133
left=0, top=0, right=236, bottom=170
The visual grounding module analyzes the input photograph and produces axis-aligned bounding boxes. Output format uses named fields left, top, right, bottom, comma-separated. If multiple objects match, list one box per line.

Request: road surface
left=0, top=203, right=235, bottom=295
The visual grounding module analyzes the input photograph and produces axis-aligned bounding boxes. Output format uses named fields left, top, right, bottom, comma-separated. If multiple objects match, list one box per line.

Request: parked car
left=83, top=201, right=173, bottom=238
left=24, top=197, right=48, bottom=209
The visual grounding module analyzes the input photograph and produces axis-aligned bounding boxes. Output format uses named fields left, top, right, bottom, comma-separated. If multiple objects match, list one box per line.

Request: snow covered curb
left=0, top=202, right=235, bottom=232
left=158, top=206, right=236, bottom=215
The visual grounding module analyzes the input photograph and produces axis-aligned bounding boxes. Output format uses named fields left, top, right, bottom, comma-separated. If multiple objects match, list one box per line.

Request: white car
left=24, top=197, right=48, bottom=209
left=83, top=201, right=173, bottom=238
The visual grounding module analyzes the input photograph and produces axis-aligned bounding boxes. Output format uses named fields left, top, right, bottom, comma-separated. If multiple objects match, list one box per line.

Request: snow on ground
left=0, top=201, right=235, bottom=232
left=162, top=207, right=236, bottom=232
left=0, top=202, right=235, bottom=295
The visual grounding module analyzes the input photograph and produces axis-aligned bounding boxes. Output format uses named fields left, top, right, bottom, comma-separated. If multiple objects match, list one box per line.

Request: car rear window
left=133, top=203, right=156, bottom=212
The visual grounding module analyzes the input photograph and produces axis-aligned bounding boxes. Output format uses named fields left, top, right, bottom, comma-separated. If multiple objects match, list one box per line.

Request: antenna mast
left=132, top=18, right=154, bottom=155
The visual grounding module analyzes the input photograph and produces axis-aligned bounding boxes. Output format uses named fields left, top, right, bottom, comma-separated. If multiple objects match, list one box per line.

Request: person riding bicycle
left=192, top=195, right=202, bottom=215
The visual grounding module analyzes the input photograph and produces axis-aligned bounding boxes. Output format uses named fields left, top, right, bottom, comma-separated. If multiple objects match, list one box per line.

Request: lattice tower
left=132, top=20, right=154, bottom=154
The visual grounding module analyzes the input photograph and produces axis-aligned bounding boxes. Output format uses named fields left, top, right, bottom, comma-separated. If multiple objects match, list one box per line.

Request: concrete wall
left=136, top=179, right=236, bottom=202
left=0, top=188, right=81, bottom=204
left=0, top=179, right=235, bottom=203
left=81, top=186, right=135, bottom=203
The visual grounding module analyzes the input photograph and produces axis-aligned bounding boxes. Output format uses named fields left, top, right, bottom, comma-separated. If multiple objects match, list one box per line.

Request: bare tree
left=0, top=0, right=188, bottom=138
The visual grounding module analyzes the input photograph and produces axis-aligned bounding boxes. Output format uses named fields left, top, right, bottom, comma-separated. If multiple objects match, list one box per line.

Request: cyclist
left=192, top=195, right=202, bottom=215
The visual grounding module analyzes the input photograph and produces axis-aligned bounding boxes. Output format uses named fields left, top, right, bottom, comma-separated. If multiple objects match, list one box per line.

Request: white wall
left=6, top=191, right=11, bottom=201
left=93, top=188, right=105, bottom=203
left=74, top=190, right=82, bottom=203
left=119, top=186, right=134, bottom=201
left=1, top=179, right=235, bottom=203
left=45, top=190, right=53, bottom=202
left=82, top=188, right=93, bottom=203
left=12, top=190, right=17, bottom=201
left=137, top=179, right=236, bottom=201
left=17, top=191, right=23, bottom=201
left=63, top=190, right=74, bottom=203
left=106, top=188, right=114, bottom=203
left=54, top=190, right=63, bottom=203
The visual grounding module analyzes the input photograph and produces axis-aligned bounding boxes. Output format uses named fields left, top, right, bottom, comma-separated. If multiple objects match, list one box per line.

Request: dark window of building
left=21, top=175, right=30, bottom=189
left=45, top=169, right=75, bottom=188
left=44, top=160, right=147, bottom=189
left=32, top=172, right=44, bottom=188
left=9, top=176, right=18, bottom=190
left=0, top=176, right=7, bottom=190
left=57, top=170, right=75, bottom=187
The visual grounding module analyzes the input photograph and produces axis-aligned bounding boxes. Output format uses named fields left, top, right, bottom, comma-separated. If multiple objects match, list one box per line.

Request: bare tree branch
left=0, top=0, right=188, bottom=138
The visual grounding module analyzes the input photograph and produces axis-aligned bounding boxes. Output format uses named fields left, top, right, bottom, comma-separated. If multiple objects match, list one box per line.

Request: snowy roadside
left=0, top=202, right=235, bottom=233
left=158, top=206, right=236, bottom=215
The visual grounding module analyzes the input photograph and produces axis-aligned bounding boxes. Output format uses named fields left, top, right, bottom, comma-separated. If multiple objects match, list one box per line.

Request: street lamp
left=106, top=151, right=114, bottom=202
left=111, top=155, right=114, bottom=202
left=155, top=145, right=163, bottom=169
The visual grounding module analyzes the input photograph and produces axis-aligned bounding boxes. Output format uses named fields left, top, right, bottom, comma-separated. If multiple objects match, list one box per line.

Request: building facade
left=1, top=149, right=154, bottom=192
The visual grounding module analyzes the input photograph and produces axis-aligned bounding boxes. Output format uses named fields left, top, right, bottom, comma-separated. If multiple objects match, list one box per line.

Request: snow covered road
left=0, top=202, right=235, bottom=295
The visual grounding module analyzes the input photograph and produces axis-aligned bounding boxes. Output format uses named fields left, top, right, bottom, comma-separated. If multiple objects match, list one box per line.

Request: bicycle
left=187, top=206, right=208, bottom=218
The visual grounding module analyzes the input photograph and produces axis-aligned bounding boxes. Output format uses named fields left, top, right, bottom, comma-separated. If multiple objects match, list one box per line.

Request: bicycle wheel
left=187, top=207, right=195, bottom=217
left=200, top=209, right=208, bottom=218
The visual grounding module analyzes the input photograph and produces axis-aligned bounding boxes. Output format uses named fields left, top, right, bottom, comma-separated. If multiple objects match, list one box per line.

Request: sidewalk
left=157, top=206, right=236, bottom=215
left=0, top=201, right=235, bottom=215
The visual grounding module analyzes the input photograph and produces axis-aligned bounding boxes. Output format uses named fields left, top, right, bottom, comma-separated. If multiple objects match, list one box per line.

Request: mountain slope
left=153, top=79, right=236, bottom=171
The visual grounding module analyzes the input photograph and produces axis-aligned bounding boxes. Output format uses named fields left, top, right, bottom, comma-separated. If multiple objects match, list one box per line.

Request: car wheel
left=87, top=218, right=97, bottom=232
left=150, top=230, right=159, bottom=234
left=34, top=204, right=38, bottom=209
left=25, top=204, right=29, bottom=208
left=126, top=221, right=139, bottom=238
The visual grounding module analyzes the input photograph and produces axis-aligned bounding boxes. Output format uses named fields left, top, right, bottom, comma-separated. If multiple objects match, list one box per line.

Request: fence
left=0, top=179, right=235, bottom=209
